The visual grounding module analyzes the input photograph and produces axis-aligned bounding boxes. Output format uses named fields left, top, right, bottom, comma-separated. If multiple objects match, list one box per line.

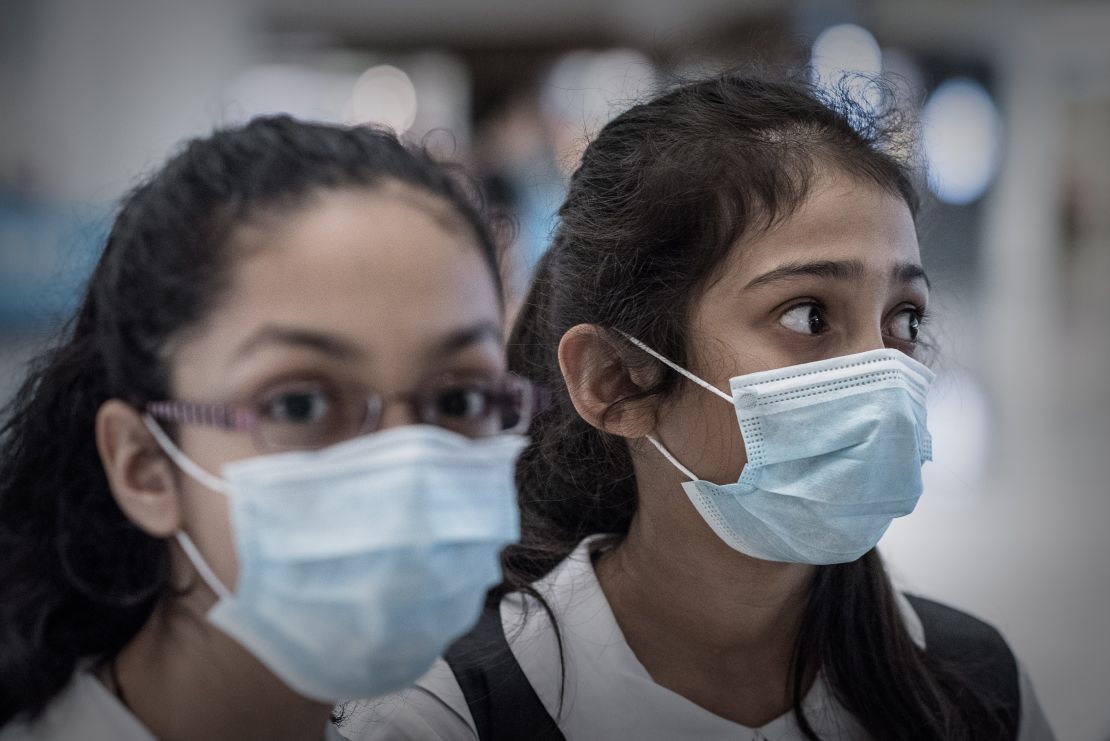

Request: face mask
left=622, top=338, right=934, bottom=565
left=143, top=418, right=526, bottom=701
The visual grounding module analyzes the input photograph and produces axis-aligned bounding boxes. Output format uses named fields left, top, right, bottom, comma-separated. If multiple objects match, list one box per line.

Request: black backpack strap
left=444, top=601, right=566, bottom=741
left=906, top=594, right=1022, bottom=740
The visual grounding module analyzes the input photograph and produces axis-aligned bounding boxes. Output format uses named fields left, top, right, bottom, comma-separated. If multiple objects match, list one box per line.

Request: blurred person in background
left=357, top=74, right=1055, bottom=741
left=0, top=116, right=533, bottom=740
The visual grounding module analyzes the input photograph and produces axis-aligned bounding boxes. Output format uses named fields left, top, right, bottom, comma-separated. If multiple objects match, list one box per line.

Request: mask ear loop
left=141, top=415, right=235, bottom=601
left=645, top=435, right=699, bottom=482
left=618, top=332, right=732, bottom=483
left=175, top=531, right=235, bottom=602
left=617, top=333, right=733, bottom=403
left=142, top=415, right=230, bottom=494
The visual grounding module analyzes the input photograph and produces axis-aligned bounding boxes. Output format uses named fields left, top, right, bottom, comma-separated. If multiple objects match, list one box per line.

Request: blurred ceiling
left=255, top=0, right=1102, bottom=49
left=257, top=0, right=782, bottom=46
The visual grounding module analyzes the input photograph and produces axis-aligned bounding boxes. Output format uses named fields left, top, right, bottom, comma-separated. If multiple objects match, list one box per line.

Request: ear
left=95, top=400, right=182, bottom=538
left=558, top=324, right=660, bottom=439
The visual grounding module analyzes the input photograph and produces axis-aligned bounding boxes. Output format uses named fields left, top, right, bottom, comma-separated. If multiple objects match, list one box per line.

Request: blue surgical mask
left=622, top=338, right=934, bottom=565
left=144, top=418, right=526, bottom=701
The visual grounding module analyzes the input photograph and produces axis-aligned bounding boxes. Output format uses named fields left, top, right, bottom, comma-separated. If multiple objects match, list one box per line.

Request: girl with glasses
left=0, top=116, right=531, bottom=741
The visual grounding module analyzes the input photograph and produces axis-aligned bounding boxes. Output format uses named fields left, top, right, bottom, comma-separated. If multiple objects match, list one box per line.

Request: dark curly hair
left=0, top=115, right=500, bottom=727
left=500, top=73, right=1013, bottom=740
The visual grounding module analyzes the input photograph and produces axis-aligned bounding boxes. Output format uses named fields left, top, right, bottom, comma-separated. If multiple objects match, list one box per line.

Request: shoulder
left=903, top=595, right=1017, bottom=697
left=902, top=595, right=1056, bottom=741
left=0, top=672, right=155, bottom=741
left=342, top=659, right=477, bottom=741
left=903, top=594, right=1011, bottom=658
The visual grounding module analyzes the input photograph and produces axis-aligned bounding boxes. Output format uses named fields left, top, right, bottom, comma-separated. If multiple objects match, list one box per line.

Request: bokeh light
left=810, top=22, right=883, bottom=108
left=347, top=64, right=418, bottom=135
left=922, top=77, right=1003, bottom=205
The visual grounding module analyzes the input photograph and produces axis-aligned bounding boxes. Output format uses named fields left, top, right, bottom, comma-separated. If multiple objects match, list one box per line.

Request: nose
left=842, top=321, right=887, bottom=357
left=376, top=399, right=421, bottom=432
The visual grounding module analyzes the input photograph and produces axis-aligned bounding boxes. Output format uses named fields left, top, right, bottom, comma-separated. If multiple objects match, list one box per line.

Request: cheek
left=658, top=387, right=748, bottom=484
left=175, top=427, right=256, bottom=591
left=175, top=474, right=238, bottom=591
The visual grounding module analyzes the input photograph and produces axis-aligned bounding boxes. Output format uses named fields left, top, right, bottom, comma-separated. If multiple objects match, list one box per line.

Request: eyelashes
left=776, top=299, right=930, bottom=344
left=778, top=302, right=828, bottom=335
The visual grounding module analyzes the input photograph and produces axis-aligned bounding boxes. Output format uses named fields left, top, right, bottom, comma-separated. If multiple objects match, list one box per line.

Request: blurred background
left=1, top=0, right=1107, bottom=737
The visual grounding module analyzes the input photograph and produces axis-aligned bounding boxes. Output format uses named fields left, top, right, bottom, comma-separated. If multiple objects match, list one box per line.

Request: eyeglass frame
left=144, top=371, right=535, bottom=452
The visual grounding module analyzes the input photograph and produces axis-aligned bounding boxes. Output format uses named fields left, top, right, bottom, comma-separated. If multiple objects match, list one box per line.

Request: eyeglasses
left=145, top=372, right=534, bottom=452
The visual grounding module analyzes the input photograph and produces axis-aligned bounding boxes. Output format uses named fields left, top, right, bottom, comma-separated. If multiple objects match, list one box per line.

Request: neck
left=102, top=590, right=333, bottom=741
left=595, top=486, right=816, bottom=727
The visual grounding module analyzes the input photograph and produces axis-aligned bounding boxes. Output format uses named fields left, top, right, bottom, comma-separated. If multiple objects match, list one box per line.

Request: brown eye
left=889, top=310, right=921, bottom=342
left=254, top=382, right=366, bottom=451
left=435, top=385, right=493, bottom=421
left=780, top=303, right=827, bottom=335
left=416, top=373, right=535, bottom=438
left=261, top=385, right=331, bottom=425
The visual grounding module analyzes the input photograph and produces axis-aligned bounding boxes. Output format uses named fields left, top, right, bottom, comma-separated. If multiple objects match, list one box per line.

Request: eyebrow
left=894, top=263, right=931, bottom=289
left=234, top=326, right=366, bottom=362
left=233, top=320, right=503, bottom=365
left=745, top=259, right=931, bottom=290
left=424, top=321, right=503, bottom=361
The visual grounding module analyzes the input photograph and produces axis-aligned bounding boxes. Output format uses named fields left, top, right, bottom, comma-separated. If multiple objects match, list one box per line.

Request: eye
left=260, top=384, right=332, bottom=425
left=435, top=384, right=493, bottom=421
left=888, top=309, right=922, bottom=343
left=779, top=302, right=828, bottom=335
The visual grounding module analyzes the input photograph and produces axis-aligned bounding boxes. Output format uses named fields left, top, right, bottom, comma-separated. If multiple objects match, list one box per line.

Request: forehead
left=728, top=173, right=920, bottom=279
left=238, top=183, right=492, bottom=298
left=178, top=184, right=500, bottom=371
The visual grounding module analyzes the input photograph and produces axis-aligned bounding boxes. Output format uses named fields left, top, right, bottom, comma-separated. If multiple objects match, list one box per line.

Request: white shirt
left=349, top=538, right=1055, bottom=741
left=1, top=671, right=350, bottom=741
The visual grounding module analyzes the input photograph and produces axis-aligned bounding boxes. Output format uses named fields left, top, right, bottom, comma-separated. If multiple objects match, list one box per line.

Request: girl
left=0, top=116, right=532, bottom=740
left=361, top=75, right=1054, bottom=740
